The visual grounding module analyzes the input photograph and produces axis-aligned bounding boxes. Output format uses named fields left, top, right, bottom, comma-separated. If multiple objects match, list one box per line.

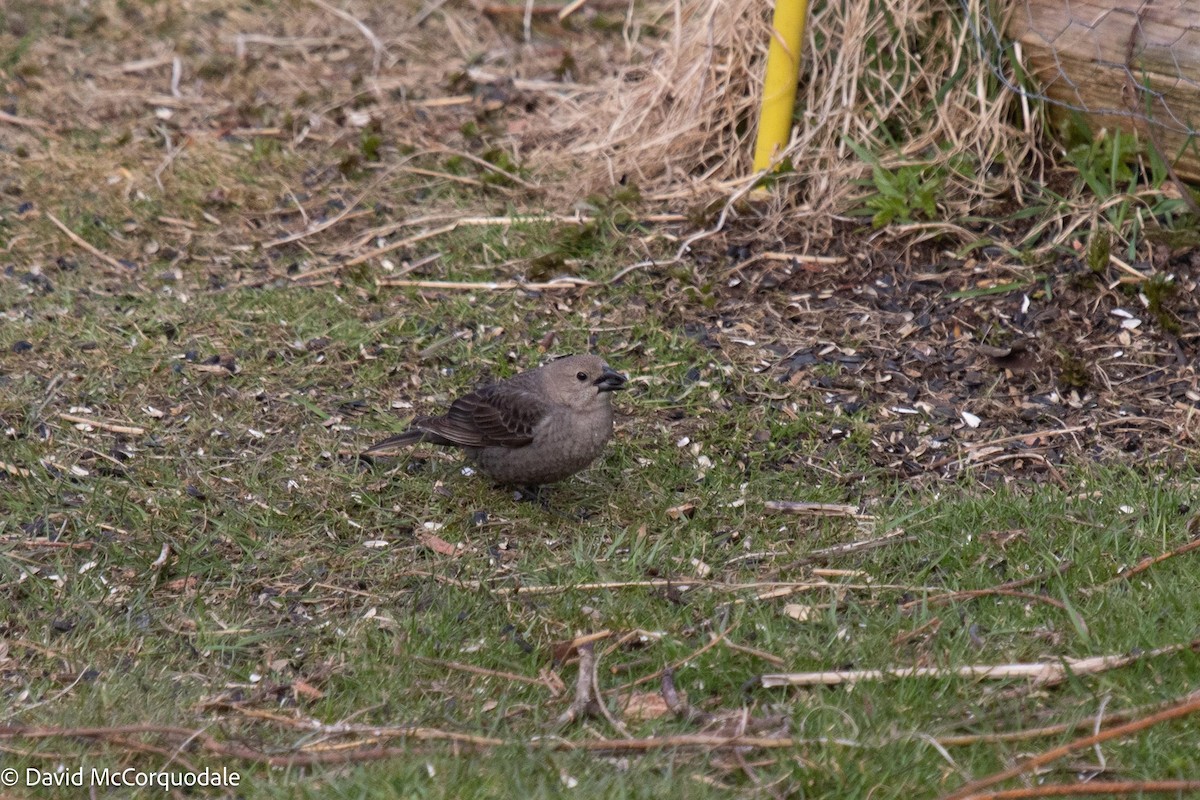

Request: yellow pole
left=752, top=0, right=810, bottom=173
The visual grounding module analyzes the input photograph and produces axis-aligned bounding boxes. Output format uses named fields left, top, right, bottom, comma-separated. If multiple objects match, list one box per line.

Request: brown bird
left=364, top=354, right=627, bottom=488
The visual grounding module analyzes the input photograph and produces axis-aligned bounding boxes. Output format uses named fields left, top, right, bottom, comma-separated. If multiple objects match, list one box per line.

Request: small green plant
left=1064, top=127, right=1138, bottom=200
left=846, top=140, right=943, bottom=227
left=250, top=136, right=280, bottom=162
left=360, top=130, right=382, bottom=162
left=1142, top=273, right=1181, bottom=334
left=1058, top=350, right=1091, bottom=391
left=1086, top=227, right=1111, bottom=273
left=1063, top=121, right=1189, bottom=259
left=479, top=148, right=524, bottom=187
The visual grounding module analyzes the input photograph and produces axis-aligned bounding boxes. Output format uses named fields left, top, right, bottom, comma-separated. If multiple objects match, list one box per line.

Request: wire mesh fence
left=964, top=0, right=1199, bottom=176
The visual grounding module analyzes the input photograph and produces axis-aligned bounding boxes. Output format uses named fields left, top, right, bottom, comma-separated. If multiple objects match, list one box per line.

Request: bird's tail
left=361, top=429, right=429, bottom=455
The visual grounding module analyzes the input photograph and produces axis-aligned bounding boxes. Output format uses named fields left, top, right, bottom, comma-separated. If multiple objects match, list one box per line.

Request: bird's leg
left=512, top=485, right=599, bottom=522
left=513, top=484, right=551, bottom=509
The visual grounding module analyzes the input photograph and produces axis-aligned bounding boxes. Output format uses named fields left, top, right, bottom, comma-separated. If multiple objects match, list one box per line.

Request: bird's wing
left=418, top=384, right=547, bottom=448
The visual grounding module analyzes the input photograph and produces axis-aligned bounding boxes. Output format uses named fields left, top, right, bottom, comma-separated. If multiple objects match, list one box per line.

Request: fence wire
left=963, top=0, right=1200, bottom=140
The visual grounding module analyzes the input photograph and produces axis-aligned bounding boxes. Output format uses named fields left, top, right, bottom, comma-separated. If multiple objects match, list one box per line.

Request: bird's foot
left=513, top=485, right=551, bottom=509
left=512, top=486, right=596, bottom=521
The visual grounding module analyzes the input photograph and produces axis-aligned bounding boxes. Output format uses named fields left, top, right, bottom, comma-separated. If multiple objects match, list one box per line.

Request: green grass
left=2, top=3, right=1200, bottom=797
left=3, top=251, right=1199, bottom=797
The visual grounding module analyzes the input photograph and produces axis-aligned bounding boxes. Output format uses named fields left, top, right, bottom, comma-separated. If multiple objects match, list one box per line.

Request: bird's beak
left=593, top=366, right=628, bottom=392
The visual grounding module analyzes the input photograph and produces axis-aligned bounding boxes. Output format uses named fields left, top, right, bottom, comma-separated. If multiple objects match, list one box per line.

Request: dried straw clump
left=545, top=0, right=1041, bottom=233
left=540, top=0, right=769, bottom=193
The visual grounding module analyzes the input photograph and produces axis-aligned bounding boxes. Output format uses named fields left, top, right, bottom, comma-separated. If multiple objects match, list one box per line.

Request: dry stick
left=336, top=214, right=590, bottom=274
left=769, top=529, right=917, bottom=578
left=589, top=649, right=631, bottom=737
left=934, top=691, right=1200, bottom=746
left=336, top=222, right=458, bottom=269
left=1113, top=536, right=1200, bottom=582
left=898, top=562, right=1073, bottom=611
left=937, top=691, right=1200, bottom=800
left=555, top=735, right=803, bottom=753
left=608, top=633, right=727, bottom=695
left=303, top=0, right=386, bottom=73
left=762, top=638, right=1200, bottom=688
left=959, top=426, right=1089, bottom=450
left=425, top=147, right=537, bottom=189
left=410, top=656, right=552, bottom=688
left=660, top=669, right=714, bottom=726
left=555, top=642, right=598, bottom=729
left=763, top=501, right=870, bottom=519
left=105, top=735, right=200, bottom=773
left=262, top=161, right=410, bottom=250
left=5, top=540, right=93, bottom=550
left=0, top=109, right=59, bottom=136
left=373, top=278, right=595, bottom=291
left=44, top=212, right=127, bottom=271
left=962, top=782, right=1200, bottom=799
left=0, top=723, right=810, bottom=762
left=346, top=213, right=590, bottom=251
left=0, top=724, right=503, bottom=764
left=58, top=413, right=146, bottom=436
left=928, top=588, right=1068, bottom=613
left=721, top=639, right=786, bottom=667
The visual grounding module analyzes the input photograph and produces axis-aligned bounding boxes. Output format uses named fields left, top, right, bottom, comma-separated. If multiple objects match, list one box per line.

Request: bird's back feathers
left=434, top=384, right=547, bottom=448
left=363, top=382, right=550, bottom=454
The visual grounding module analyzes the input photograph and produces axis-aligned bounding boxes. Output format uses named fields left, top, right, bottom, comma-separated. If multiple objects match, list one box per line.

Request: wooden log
left=1008, top=0, right=1200, bottom=182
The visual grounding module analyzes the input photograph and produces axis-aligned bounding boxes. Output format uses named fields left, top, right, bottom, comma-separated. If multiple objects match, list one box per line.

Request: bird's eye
left=576, top=371, right=588, bottom=382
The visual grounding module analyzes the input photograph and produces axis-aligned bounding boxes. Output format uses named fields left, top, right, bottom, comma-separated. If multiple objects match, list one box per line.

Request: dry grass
left=543, top=0, right=1042, bottom=233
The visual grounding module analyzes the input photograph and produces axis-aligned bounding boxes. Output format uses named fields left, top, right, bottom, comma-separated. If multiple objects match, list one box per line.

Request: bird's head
left=542, top=354, right=627, bottom=410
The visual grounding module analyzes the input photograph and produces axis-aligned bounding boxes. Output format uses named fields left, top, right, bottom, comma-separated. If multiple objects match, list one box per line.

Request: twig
left=721, top=639, right=786, bottom=667
left=0, top=672, right=89, bottom=722
left=303, top=0, right=386, bottom=73
left=44, top=212, right=127, bottom=271
left=374, top=278, right=595, bottom=291
left=150, top=543, right=171, bottom=570
left=763, top=501, right=871, bottom=519
left=1113, top=535, right=1200, bottom=582
left=555, top=642, right=598, bottom=729
left=154, top=135, right=191, bottom=189
left=937, top=691, right=1200, bottom=800
left=336, top=214, right=590, bottom=273
left=262, top=161, right=409, bottom=250
left=956, top=781, right=1200, bottom=799
left=762, top=638, right=1199, bottom=688
left=419, top=146, right=537, bottom=190
left=673, top=171, right=765, bottom=261
left=589, top=649, right=631, bottom=737
left=7, top=539, right=94, bottom=550
left=557, top=0, right=588, bottom=20
left=933, top=691, right=1200, bottom=746
left=609, top=632, right=726, bottom=694
left=660, top=669, right=715, bottom=726
left=0, top=110, right=59, bottom=137
left=960, top=426, right=1090, bottom=449
left=411, top=656, right=554, bottom=690
left=769, top=529, right=917, bottom=577
left=560, top=734, right=828, bottom=753
left=59, top=413, right=146, bottom=436
left=339, top=223, right=457, bottom=268
left=898, top=562, right=1073, bottom=611
left=0, top=724, right=503, bottom=765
